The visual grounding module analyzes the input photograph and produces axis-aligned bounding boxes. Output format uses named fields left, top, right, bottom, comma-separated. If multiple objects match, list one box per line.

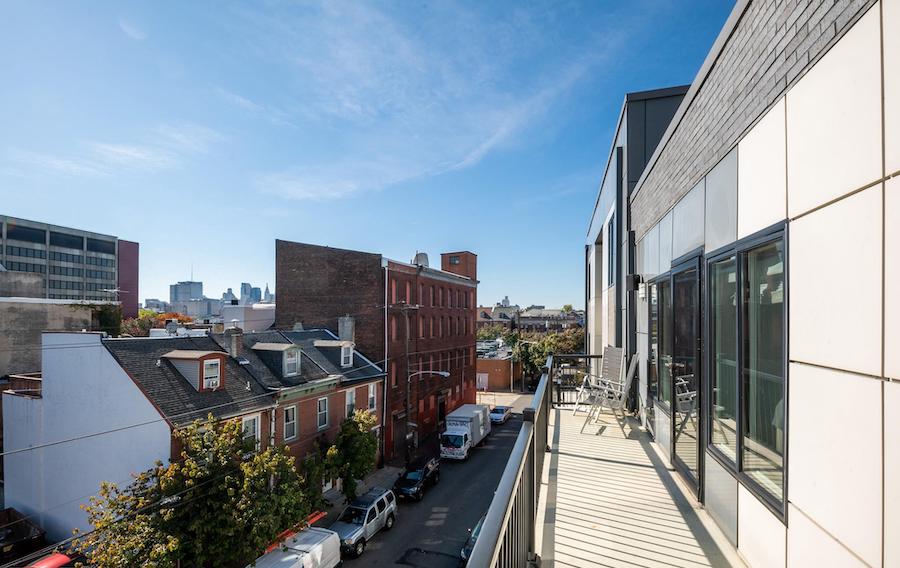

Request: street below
left=341, top=412, right=525, bottom=567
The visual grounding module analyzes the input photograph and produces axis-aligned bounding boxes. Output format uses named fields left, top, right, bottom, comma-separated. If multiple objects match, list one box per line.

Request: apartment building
left=586, top=1, right=899, bottom=565
left=2, top=326, right=382, bottom=541
left=275, top=241, right=478, bottom=462
left=0, top=216, right=139, bottom=317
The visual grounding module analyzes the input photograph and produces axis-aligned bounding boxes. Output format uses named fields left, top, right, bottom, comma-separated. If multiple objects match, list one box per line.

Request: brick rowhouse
left=275, top=240, right=477, bottom=462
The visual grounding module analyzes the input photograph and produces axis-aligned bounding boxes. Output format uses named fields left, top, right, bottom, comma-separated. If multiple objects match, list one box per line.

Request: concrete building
left=221, top=303, right=276, bottom=332
left=0, top=215, right=139, bottom=318
left=143, top=298, right=170, bottom=312
left=276, top=242, right=478, bottom=462
left=585, top=1, right=900, bottom=565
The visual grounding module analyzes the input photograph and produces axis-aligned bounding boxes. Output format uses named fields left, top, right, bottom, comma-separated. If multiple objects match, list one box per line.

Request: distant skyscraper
left=221, top=287, right=237, bottom=303
left=250, top=286, right=262, bottom=304
left=169, top=281, right=202, bottom=303
left=239, top=282, right=252, bottom=305
left=263, top=283, right=274, bottom=303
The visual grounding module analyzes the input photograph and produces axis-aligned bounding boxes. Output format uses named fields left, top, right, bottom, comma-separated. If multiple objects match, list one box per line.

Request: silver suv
left=329, top=488, right=397, bottom=558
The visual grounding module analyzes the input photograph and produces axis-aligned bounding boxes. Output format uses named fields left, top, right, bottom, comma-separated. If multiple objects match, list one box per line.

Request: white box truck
left=440, top=404, right=491, bottom=460
left=248, top=527, right=342, bottom=568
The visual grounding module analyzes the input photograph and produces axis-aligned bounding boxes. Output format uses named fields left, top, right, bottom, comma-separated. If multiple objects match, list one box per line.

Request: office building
left=0, top=215, right=139, bottom=318
left=169, top=281, right=202, bottom=304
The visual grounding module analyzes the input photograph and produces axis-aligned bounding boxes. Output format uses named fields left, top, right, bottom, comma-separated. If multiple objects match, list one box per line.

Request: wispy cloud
left=214, top=87, right=294, bottom=127
left=6, top=123, right=224, bottom=179
left=240, top=2, right=630, bottom=201
left=118, top=18, right=147, bottom=41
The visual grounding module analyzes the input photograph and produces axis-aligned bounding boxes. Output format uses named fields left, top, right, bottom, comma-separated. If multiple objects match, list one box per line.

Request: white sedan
left=489, top=406, right=512, bottom=424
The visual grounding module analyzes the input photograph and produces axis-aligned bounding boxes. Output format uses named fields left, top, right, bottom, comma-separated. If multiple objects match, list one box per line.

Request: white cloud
left=154, top=123, right=225, bottom=153
left=239, top=2, right=628, bottom=201
left=118, top=18, right=147, bottom=41
left=214, top=87, right=294, bottom=127
left=8, top=149, right=110, bottom=178
left=89, top=143, right=175, bottom=170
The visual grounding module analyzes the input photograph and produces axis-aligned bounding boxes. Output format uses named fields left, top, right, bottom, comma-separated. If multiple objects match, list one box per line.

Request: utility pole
left=394, top=302, right=419, bottom=464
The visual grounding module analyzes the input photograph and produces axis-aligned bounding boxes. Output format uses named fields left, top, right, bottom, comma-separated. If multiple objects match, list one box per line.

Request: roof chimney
left=338, top=315, right=355, bottom=343
left=224, top=326, right=244, bottom=359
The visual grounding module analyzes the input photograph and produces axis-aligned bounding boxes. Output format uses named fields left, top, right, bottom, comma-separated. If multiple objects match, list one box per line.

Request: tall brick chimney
left=440, top=251, right=477, bottom=281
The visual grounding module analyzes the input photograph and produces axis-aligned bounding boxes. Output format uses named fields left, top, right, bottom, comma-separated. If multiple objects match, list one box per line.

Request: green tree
left=475, top=324, right=504, bottom=340
left=332, top=410, right=379, bottom=502
left=561, top=304, right=574, bottom=313
left=74, top=416, right=310, bottom=567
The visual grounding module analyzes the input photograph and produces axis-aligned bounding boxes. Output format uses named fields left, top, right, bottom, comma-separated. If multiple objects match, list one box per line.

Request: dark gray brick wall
left=630, top=0, right=877, bottom=239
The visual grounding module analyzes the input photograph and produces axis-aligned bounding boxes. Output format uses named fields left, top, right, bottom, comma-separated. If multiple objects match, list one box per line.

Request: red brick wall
left=275, top=240, right=385, bottom=359
left=384, top=260, right=477, bottom=459
left=273, top=381, right=383, bottom=461
left=476, top=358, right=523, bottom=392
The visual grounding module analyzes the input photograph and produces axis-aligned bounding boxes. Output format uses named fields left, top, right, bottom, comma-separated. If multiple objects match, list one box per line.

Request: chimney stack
left=338, top=315, right=355, bottom=343
left=224, top=326, right=244, bottom=359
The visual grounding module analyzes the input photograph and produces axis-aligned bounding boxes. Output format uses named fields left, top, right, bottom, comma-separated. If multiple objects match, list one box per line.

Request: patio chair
left=572, top=346, right=618, bottom=415
left=582, top=349, right=638, bottom=428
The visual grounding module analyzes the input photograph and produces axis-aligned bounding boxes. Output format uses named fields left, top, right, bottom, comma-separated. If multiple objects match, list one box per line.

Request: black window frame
left=607, top=213, right=616, bottom=286
left=704, top=221, right=788, bottom=521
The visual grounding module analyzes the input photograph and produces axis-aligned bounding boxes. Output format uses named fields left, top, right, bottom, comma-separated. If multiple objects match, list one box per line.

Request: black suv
left=393, top=456, right=440, bottom=501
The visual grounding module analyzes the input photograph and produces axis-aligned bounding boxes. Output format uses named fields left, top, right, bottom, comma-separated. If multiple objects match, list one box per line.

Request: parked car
left=329, top=488, right=397, bottom=558
left=248, top=527, right=342, bottom=568
left=489, top=406, right=512, bottom=424
left=460, top=514, right=486, bottom=563
left=393, top=456, right=440, bottom=501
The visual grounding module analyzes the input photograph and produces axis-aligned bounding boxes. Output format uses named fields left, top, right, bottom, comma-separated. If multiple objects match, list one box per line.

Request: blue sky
left=0, top=1, right=731, bottom=309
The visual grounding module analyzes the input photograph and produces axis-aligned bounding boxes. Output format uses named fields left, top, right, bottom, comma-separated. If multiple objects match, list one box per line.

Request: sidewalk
left=314, top=465, right=404, bottom=528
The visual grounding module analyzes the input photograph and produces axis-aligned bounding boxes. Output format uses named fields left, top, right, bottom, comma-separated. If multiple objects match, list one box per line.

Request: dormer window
left=341, top=345, right=352, bottom=368
left=284, top=349, right=300, bottom=377
left=162, top=350, right=225, bottom=392
left=203, top=360, right=221, bottom=390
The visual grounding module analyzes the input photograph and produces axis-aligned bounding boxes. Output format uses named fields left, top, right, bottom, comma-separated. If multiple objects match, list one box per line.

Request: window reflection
left=710, top=257, right=738, bottom=461
left=742, top=240, right=785, bottom=502
left=658, top=280, right=672, bottom=406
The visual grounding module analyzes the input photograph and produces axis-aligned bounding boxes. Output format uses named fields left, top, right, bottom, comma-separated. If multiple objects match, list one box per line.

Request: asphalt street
left=340, top=413, right=524, bottom=567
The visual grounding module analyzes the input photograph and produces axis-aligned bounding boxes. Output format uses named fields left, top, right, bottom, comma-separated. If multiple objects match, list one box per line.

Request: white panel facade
left=787, top=504, right=867, bottom=567
left=704, top=149, right=737, bottom=252
left=704, top=453, right=737, bottom=545
left=658, top=211, right=673, bottom=274
left=3, top=333, right=171, bottom=540
left=738, top=484, right=785, bottom=568
left=886, top=381, right=900, bottom=568
left=886, top=177, right=900, bottom=379
left=738, top=98, right=787, bottom=238
left=672, top=180, right=705, bottom=258
left=785, top=5, right=882, bottom=217
left=886, top=0, right=900, bottom=174
left=644, top=225, right=659, bottom=279
left=788, top=362, right=882, bottom=566
left=789, top=186, right=882, bottom=376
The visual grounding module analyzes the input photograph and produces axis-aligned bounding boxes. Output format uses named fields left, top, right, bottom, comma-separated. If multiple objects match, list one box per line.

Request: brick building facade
left=276, top=241, right=477, bottom=462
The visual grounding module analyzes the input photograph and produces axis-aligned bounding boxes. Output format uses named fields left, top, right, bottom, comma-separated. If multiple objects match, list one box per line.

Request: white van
left=249, top=527, right=342, bottom=568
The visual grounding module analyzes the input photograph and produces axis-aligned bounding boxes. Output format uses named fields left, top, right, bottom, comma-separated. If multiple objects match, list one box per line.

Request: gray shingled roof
left=280, top=329, right=384, bottom=384
left=209, top=331, right=329, bottom=389
left=103, top=335, right=273, bottom=428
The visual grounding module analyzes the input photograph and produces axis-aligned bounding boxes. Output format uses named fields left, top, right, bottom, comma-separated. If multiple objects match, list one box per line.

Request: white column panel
left=738, top=484, right=785, bottom=568
left=886, top=177, right=900, bottom=379
left=885, top=0, right=900, bottom=174
left=673, top=180, right=705, bottom=258
left=789, top=185, right=882, bottom=376
left=738, top=98, right=787, bottom=238
left=886, top=381, right=900, bottom=568
left=658, top=211, right=673, bottom=274
left=788, top=362, right=882, bottom=567
left=787, top=504, right=867, bottom=567
left=705, top=453, right=738, bottom=545
left=786, top=5, right=882, bottom=217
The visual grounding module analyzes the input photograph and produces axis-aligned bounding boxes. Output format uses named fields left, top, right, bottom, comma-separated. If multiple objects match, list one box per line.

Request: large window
left=345, top=389, right=356, bottom=417
left=368, top=383, right=377, bottom=411
left=706, top=233, right=786, bottom=509
left=742, top=239, right=785, bottom=503
left=658, top=279, right=673, bottom=406
left=647, top=283, right=659, bottom=430
left=710, top=256, right=738, bottom=461
left=203, top=360, right=221, bottom=390
left=242, top=415, right=260, bottom=452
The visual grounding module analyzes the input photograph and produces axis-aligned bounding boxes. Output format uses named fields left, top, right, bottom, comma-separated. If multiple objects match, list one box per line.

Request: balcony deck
left=536, top=408, right=742, bottom=567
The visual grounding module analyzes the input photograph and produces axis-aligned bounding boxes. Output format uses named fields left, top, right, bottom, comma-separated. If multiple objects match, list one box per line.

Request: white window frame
left=368, top=383, right=377, bottom=411
left=346, top=389, right=356, bottom=417
left=341, top=345, right=352, bottom=368
left=283, top=348, right=300, bottom=377
left=203, top=359, right=221, bottom=390
left=242, top=414, right=260, bottom=451
left=317, top=397, right=328, bottom=430
left=283, top=405, right=297, bottom=442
